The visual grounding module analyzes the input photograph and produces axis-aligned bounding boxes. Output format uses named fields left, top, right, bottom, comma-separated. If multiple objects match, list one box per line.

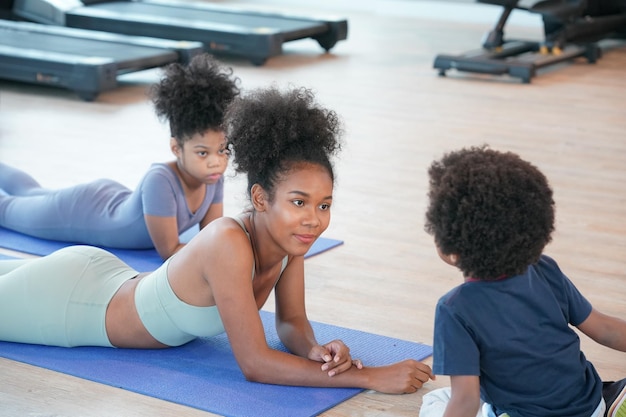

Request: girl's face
left=173, top=129, right=229, bottom=185
left=261, top=162, right=333, bottom=257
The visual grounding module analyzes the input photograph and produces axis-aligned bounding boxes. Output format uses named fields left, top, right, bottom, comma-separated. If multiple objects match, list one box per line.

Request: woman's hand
left=366, top=360, right=435, bottom=394
left=308, top=340, right=363, bottom=377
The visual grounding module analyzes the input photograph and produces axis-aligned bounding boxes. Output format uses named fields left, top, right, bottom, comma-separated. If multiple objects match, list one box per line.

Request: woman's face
left=262, top=162, right=333, bottom=257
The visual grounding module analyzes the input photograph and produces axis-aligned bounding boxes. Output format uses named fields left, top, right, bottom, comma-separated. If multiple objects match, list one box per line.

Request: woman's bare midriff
left=105, top=272, right=169, bottom=349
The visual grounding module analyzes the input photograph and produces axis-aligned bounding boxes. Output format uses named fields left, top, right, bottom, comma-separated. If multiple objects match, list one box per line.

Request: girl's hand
left=367, top=360, right=435, bottom=394
left=308, top=340, right=363, bottom=377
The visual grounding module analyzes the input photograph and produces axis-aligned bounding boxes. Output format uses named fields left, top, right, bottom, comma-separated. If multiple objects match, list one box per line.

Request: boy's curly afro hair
left=425, top=146, right=555, bottom=280
left=150, top=53, right=240, bottom=143
left=224, top=86, right=342, bottom=200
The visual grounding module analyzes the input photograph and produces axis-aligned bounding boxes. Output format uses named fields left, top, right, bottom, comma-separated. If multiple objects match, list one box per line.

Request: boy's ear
left=436, top=245, right=459, bottom=267
left=251, top=184, right=267, bottom=211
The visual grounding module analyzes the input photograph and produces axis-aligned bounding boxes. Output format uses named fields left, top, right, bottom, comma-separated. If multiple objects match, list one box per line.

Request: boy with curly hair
left=420, top=146, right=626, bottom=417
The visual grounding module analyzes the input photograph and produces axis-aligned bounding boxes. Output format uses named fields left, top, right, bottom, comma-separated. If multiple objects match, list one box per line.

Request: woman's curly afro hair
left=425, top=146, right=555, bottom=280
left=224, top=86, right=342, bottom=200
left=150, top=53, right=240, bottom=143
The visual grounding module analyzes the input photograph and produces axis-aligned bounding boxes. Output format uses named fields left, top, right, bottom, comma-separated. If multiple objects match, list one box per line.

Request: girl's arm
left=443, top=376, right=481, bottom=417
left=199, top=202, right=223, bottom=229
left=144, top=214, right=184, bottom=260
left=577, top=308, right=626, bottom=351
left=193, top=220, right=433, bottom=393
left=147, top=199, right=223, bottom=259
left=141, top=166, right=195, bottom=260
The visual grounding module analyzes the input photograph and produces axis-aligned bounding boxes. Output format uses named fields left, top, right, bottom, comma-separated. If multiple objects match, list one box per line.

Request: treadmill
left=13, top=0, right=349, bottom=65
left=433, top=0, right=626, bottom=83
left=0, top=20, right=203, bottom=100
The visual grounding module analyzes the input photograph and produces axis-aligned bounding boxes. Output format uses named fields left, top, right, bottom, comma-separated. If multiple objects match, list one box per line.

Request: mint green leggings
left=0, top=246, right=138, bottom=347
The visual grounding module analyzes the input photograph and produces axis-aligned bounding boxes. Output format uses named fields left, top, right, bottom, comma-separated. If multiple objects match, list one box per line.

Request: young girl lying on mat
left=0, top=86, right=434, bottom=394
left=419, top=146, right=626, bottom=417
left=0, top=53, right=239, bottom=260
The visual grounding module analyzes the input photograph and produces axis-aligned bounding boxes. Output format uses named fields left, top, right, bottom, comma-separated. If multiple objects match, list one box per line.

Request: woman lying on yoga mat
left=0, top=86, right=434, bottom=394
left=419, top=146, right=626, bottom=417
left=0, top=53, right=239, bottom=260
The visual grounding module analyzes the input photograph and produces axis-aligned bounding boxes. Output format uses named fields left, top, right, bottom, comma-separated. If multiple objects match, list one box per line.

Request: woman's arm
left=442, top=376, right=481, bottom=417
left=190, top=220, right=433, bottom=393
left=273, top=255, right=358, bottom=376
left=577, top=308, right=626, bottom=351
left=144, top=214, right=184, bottom=260
left=273, top=256, right=318, bottom=356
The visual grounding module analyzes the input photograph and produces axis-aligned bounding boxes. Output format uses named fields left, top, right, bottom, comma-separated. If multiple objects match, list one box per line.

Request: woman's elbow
left=240, top=368, right=261, bottom=382
left=237, top=359, right=267, bottom=383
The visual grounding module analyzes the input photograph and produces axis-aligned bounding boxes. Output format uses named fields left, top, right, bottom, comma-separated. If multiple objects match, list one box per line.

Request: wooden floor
left=1, top=1, right=625, bottom=415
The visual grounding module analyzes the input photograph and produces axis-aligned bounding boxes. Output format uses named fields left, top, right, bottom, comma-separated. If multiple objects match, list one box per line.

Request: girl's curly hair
left=150, top=54, right=240, bottom=143
left=224, top=86, right=343, bottom=200
left=425, top=146, right=555, bottom=280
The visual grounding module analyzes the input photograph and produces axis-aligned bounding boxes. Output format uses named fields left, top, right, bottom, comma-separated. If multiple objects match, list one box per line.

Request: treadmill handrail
left=140, top=0, right=346, bottom=24
left=0, top=19, right=204, bottom=50
left=0, top=43, right=114, bottom=64
left=69, top=5, right=284, bottom=35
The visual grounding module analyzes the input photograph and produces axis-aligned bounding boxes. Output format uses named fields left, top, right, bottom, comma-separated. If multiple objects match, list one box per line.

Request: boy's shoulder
left=535, top=253, right=560, bottom=270
left=437, top=253, right=565, bottom=304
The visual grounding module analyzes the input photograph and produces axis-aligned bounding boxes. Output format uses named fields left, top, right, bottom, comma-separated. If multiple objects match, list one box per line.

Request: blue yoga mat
left=0, top=309, right=432, bottom=417
left=0, top=226, right=343, bottom=271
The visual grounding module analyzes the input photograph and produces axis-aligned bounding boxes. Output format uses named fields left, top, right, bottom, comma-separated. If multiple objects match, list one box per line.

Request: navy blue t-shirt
left=433, top=255, right=602, bottom=417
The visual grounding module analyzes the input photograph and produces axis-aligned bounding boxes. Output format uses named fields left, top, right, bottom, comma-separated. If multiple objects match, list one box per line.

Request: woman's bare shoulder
left=167, top=216, right=253, bottom=284
left=183, top=216, right=251, bottom=257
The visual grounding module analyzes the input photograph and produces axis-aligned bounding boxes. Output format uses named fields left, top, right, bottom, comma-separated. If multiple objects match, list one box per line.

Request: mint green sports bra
left=134, top=216, right=288, bottom=346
